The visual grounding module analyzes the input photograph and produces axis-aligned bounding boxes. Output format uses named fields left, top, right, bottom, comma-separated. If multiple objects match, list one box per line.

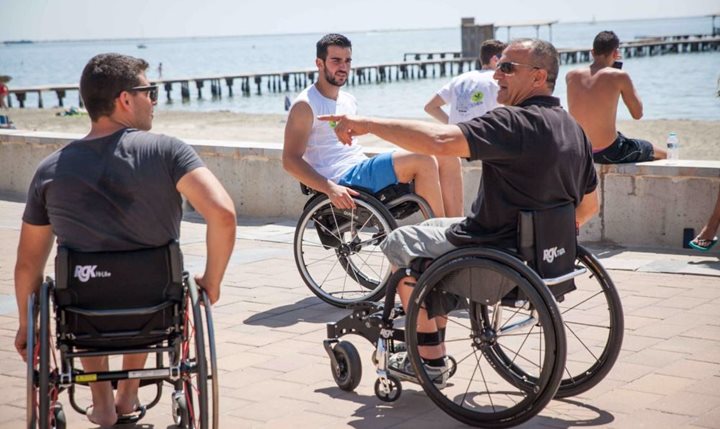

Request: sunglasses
left=496, top=61, right=541, bottom=74
left=126, top=84, right=159, bottom=102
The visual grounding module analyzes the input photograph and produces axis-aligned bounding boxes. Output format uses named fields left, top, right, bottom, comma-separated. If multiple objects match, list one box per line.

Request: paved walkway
left=0, top=199, right=718, bottom=429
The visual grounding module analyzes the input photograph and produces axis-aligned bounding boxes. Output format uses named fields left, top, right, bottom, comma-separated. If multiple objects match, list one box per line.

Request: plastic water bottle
left=666, top=132, right=679, bottom=163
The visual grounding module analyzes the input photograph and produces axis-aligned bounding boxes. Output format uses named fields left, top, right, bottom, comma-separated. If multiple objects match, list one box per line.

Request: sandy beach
left=4, top=108, right=719, bottom=160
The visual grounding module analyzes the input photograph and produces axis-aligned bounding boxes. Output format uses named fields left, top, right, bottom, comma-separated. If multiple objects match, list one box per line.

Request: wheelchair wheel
left=330, top=341, right=362, bottom=391
left=374, top=375, right=402, bottom=402
left=482, top=247, right=624, bottom=399
left=27, top=282, right=58, bottom=429
left=181, top=279, right=219, bottom=429
left=294, top=194, right=396, bottom=307
left=404, top=250, right=566, bottom=428
left=51, top=404, right=66, bottom=429
left=554, top=246, right=624, bottom=397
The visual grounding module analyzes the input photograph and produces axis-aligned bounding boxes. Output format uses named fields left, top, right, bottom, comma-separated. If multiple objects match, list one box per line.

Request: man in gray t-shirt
left=14, top=53, right=237, bottom=427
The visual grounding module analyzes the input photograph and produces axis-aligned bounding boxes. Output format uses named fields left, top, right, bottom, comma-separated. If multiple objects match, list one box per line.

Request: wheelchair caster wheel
left=331, top=341, right=362, bottom=391
left=374, top=375, right=402, bottom=402
left=52, top=403, right=66, bottom=429
left=171, top=391, right=190, bottom=428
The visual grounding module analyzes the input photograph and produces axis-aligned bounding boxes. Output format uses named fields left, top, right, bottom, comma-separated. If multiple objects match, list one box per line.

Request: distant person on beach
left=283, top=33, right=453, bottom=217
left=157, top=62, right=163, bottom=78
left=14, top=53, right=236, bottom=427
left=319, top=39, right=598, bottom=386
left=424, top=39, right=506, bottom=215
left=566, top=30, right=666, bottom=163
left=0, top=81, right=8, bottom=108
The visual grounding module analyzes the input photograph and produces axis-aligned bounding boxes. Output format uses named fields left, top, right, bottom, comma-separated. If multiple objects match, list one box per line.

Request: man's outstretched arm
left=14, top=223, right=54, bottom=361
left=177, top=167, right=236, bottom=304
left=318, top=115, right=470, bottom=158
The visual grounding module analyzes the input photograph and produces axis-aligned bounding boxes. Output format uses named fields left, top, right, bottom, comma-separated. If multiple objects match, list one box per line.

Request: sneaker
left=387, top=352, right=448, bottom=389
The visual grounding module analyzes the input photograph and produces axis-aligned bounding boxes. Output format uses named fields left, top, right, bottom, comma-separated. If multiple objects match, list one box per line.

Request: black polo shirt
left=446, top=95, right=597, bottom=247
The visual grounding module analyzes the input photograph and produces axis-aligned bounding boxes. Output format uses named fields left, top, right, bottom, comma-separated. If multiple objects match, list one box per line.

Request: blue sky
left=1, top=0, right=717, bottom=41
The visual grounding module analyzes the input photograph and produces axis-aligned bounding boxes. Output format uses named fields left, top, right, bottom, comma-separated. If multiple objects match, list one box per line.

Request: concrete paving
left=0, top=199, right=718, bottom=428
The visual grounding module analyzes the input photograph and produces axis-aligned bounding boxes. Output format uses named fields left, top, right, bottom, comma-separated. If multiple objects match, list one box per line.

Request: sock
left=423, top=357, right=446, bottom=367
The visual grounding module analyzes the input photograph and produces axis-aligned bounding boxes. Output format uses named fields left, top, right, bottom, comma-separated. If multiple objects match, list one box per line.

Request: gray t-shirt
left=23, top=128, right=205, bottom=252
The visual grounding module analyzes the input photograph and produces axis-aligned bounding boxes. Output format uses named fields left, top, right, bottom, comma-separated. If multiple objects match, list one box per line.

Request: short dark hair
left=316, top=33, right=352, bottom=60
left=80, top=53, right=149, bottom=121
left=479, top=39, right=506, bottom=65
left=593, top=31, right=620, bottom=56
left=510, top=39, right=560, bottom=92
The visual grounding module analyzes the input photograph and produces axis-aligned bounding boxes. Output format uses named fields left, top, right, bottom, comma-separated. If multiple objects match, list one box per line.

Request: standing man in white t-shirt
left=283, top=33, right=447, bottom=217
left=424, top=39, right=506, bottom=216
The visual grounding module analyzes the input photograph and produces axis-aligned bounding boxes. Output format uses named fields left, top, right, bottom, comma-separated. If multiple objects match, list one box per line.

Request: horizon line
left=1, top=13, right=711, bottom=45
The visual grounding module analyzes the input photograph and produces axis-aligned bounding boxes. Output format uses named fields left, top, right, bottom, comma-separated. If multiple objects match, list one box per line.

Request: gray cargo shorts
left=379, top=217, right=465, bottom=268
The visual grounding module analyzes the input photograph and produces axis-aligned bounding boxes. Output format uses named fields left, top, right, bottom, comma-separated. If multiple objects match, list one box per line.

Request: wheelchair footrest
left=326, top=302, right=406, bottom=345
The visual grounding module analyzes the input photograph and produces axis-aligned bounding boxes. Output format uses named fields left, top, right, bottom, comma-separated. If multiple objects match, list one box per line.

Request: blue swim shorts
left=338, top=151, right=398, bottom=193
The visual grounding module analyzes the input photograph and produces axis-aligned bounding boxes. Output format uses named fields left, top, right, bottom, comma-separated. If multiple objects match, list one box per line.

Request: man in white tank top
left=423, top=39, right=506, bottom=216
left=283, top=33, right=447, bottom=217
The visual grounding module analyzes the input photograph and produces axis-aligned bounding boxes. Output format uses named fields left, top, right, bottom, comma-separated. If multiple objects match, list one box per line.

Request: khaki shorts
left=380, top=217, right=465, bottom=267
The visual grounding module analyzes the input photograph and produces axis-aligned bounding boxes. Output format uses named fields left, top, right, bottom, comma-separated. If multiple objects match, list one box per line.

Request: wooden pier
left=6, top=34, right=719, bottom=109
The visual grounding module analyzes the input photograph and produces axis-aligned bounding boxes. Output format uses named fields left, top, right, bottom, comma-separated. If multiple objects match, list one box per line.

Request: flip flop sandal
left=83, top=403, right=147, bottom=426
left=116, top=403, right=147, bottom=425
left=689, top=236, right=718, bottom=252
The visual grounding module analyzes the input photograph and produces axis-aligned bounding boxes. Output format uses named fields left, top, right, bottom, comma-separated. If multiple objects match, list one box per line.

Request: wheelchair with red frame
left=25, top=242, right=219, bottom=429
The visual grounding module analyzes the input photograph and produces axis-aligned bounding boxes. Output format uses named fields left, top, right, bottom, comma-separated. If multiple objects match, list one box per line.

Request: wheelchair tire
left=404, top=249, right=566, bottom=428
left=26, top=292, right=37, bottom=428
left=27, top=283, right=54, bottom=429
left=482, top=246, right=624, bottom=399
left=172, top=391, right=190, bottom=428
left=182, top=278, right=217, bottom=429
left=51, top=404, right=66, bottom=429
left=555, top=247, right=624, bottom=397
left=374, top=375, right=402, bottom=402
left=294, top=194, right=397, bottom=307
left=331, top=341, right=362, bottom=391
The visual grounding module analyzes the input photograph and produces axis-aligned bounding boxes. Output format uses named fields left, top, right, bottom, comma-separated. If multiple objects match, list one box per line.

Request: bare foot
left=86, top=404, right=117, bottom=428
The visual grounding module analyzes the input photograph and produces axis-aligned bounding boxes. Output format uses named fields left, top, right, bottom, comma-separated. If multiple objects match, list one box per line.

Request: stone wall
left=1, top=130, right=718, bottom=252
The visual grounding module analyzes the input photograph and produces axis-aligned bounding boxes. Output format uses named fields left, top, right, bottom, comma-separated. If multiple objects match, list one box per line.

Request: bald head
left=508, top=39, right=559, bottom=92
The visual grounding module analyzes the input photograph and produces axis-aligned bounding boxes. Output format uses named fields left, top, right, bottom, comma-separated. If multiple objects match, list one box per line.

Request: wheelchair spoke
left=560, top=289, right=604, bottom=315
left=303, top=252, right=343, bottom=267
left=497, top=340, right=542, bottom=370
left=318, top=256, right=342, bottom=288
left=311, top=214, right=343, bottom=243
left=564, top=322, right=601, bottom=362
left=564, top=320, right=610, bottom=329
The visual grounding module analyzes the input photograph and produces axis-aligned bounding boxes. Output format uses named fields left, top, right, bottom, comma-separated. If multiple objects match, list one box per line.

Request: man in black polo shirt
left=319, top=39, right=599, bottom=388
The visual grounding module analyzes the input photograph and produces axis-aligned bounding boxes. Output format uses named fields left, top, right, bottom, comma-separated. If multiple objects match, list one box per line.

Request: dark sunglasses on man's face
left=127, top=85, right=159, bottom=103
left=496, top=61, right=540, bottom=74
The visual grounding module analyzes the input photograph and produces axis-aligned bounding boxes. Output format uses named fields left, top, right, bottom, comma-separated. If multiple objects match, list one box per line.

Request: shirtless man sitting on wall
left=566, top=30, right=666, bottom=164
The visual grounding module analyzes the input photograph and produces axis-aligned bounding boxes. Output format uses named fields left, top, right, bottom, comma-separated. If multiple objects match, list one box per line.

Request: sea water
left=2, top=15, right=718, bottom=120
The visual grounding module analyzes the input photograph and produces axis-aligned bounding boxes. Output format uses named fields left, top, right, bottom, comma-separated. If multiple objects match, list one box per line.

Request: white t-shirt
left=292, top=85, right=367, bottom=182
left=437, top=69, right=500, bottom=124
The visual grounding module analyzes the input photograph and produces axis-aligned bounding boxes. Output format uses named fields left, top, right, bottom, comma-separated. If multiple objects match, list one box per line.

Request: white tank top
left=292, top=85, right=367, bottom=182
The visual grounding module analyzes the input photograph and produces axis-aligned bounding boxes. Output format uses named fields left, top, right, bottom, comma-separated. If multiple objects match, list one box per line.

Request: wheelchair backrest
left=517, top=203, right=577, bottom=295
left=54, top=241, right=184, bottom=310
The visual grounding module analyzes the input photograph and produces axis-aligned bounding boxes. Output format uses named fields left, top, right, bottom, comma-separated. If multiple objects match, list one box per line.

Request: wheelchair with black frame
left=25, top=241, right=219, bottom=429
left=322, top=204, right=624, bottom=427
left=294, top=182, right=434, bottom=308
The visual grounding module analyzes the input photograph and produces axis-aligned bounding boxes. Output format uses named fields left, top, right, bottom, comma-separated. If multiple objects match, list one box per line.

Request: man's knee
left=394, top=152, right=439, bottom=179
